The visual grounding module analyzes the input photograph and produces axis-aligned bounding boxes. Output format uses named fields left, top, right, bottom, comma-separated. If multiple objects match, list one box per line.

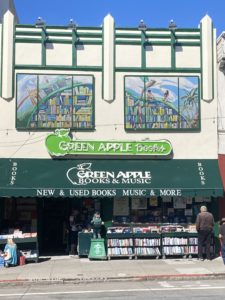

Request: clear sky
left=14, top=0, right=225, bottom=36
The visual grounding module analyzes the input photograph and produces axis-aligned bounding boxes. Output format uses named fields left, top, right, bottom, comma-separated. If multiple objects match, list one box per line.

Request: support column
left=102, top=14, right=115, bottom=101
left=1, top=6, right=15, bottom=99
left=200, top=15, right=214, bottom=101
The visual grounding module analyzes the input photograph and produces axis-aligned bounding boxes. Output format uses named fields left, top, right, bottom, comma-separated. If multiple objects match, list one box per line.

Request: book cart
left=133, top=227, right=161, bottom=259
left=106, top=226, right=162, bottom=259
left=188, top=232, right=198, bottom=258
left=161, top=231, right=189, bottom=259
left=106, top=227, right=134, bottom=260
left=106, top=224, right=215, bottom=260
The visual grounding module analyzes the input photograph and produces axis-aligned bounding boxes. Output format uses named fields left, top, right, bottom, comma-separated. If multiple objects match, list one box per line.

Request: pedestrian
left=196, top=205, right=214, bottom=261
left=1, top=238, right=17, bottom=267
left=219, top=217, right=225, bottom=265
left=91, top=212, right=104, bottom=239
left=67, top=209, right=82, bottom=256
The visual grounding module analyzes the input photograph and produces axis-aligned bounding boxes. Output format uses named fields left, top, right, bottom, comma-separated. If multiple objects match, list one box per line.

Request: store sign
left=34, top=160, right=182, bottom=197
left=36, top=187, right=182, bottom=197
left=66, top=162, right=152, bottom=186
left=45, top=129, right=173, bottom=157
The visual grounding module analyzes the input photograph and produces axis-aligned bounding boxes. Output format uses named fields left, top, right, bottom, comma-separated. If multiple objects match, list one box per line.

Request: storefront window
left=16, top=74, right=94, bottom=130
left=112, top=196, right=213, bottom=225
left=125, top=76, right=200, bottom=130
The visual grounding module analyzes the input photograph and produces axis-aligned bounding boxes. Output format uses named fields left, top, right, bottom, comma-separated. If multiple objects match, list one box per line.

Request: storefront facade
left=217, top=32, right=225, bottom=218
left=0, top=3, right=223, bottom=257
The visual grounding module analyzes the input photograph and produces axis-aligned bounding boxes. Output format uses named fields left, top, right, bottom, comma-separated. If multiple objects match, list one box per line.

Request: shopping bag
left=19, top=255, right=26, bottom=266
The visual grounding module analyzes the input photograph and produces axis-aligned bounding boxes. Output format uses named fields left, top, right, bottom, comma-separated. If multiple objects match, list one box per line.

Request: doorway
left=40, top=198, right=69, bottom=255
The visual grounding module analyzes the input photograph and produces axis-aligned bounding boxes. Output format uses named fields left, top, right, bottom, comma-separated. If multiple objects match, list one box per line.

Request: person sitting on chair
left=1, top=238, right=17, bottom=267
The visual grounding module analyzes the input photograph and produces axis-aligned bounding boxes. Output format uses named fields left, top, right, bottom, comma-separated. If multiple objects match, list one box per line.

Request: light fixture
left=35, top=17, right=46, bottom=28
left=138, top=19, right=147, bottom=31
left=68, top=19, right=77, bottom=30
left=168, top=19, right=177, bottom=30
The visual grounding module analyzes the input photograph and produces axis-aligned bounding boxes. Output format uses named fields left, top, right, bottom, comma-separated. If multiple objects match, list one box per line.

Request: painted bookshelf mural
left=125, top=76, right=199, bottom=130
left=17, top=74, right=94, bottom=129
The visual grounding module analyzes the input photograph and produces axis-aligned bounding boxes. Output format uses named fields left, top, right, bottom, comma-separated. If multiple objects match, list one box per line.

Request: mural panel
left=125, top=76, right=199, bottom=130
left=38, top=75, right=72, bottom=128
left=73, top=76, right=93, bottom=129
left=17, top=74, right=38, bottom=129
left=16, top=74, right=94, bottom=130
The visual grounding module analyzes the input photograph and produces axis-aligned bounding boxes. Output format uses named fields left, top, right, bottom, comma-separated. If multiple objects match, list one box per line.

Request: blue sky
left=14, top=0, right=225, bottom=36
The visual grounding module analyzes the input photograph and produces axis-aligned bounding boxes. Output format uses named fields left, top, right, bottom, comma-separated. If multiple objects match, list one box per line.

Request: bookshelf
left=106, top=227, right=133, bottom=259
left=133, top=232, right=161, bottom=259
left=106, top=225, right=214, bottom=260
left=161, top=232, right=189, bottom=259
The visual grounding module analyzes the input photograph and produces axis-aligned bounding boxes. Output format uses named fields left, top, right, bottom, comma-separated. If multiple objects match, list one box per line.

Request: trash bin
left=88, top=238, right=107, bottom=260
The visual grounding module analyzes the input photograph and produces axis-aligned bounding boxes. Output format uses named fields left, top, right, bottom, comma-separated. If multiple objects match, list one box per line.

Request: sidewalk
left=0, top=256, right=225, bottom=284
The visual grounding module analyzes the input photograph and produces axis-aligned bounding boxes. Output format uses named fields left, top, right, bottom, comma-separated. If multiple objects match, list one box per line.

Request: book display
left=0, top=198, right=39, bottom=263
left=106, top=224, right=215, bottom=259
left=132, top=226, right=161, bottom=259
left=161, top=232, right=189, bottom=259
left=107, top=227, right=133, bottom=259
left=109, top=195, right=217, bottom=259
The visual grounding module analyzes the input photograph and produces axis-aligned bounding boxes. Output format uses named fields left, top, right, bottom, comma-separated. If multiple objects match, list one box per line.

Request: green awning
left=0, top=158, right=223, bottom=198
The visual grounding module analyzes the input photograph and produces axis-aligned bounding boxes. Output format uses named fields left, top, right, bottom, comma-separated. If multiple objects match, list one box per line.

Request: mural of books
left=125, top=76, right=199, bottom=130
left=16, top=74, right=94, bottom=129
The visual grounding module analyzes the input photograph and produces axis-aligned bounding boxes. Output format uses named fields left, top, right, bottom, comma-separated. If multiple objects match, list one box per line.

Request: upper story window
left=125, top=76, right=200, bottom=131
left=16, top=74, right=94, bottom=130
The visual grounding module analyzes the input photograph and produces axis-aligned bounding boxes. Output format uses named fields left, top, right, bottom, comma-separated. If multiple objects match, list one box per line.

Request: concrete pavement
left=0, top=256, right=225, bottom=284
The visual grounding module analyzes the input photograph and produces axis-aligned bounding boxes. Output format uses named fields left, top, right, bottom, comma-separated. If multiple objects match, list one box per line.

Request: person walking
left=219, top=217, right=225, bottom=265
left=196, top=205, right=214, bottom=261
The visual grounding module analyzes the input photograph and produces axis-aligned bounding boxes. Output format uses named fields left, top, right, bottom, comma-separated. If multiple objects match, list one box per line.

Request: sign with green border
left=45, top=129, right=173, bottom=157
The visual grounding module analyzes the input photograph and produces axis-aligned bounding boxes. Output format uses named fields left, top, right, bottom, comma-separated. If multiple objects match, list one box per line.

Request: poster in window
left=162, top=196, right=172, bottom=203
left=173, top=197, right=186, bottom=209
left=149, top=197, right=158, bottom=207
left=185, top=209, right=193, bottom=216
left=113, top=197, right=129, bottom=216
left=131, top=198, right=147, bottom=209
left=194, top=196, right=204, bottom=203
left=186, top=197, right=193, bottom=204
left=204, top=197, right=211, bottom=202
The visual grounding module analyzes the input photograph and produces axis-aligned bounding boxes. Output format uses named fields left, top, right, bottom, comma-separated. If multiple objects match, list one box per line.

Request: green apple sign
left=45, top=129, right=173, bottom=157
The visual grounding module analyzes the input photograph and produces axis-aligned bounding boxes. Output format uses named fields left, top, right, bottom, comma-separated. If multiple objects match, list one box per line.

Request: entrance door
left=41, top=199, right=69, bottom=255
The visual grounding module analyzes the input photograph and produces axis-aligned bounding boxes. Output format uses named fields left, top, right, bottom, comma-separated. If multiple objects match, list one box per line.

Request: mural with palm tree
left=180, top=85, right=199, bottom=128
left=125, top=76, right=199, bottom=130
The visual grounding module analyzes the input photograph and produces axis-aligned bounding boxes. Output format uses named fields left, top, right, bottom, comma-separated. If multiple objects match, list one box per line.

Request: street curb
left=0, top=273, right=225, bottom=285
